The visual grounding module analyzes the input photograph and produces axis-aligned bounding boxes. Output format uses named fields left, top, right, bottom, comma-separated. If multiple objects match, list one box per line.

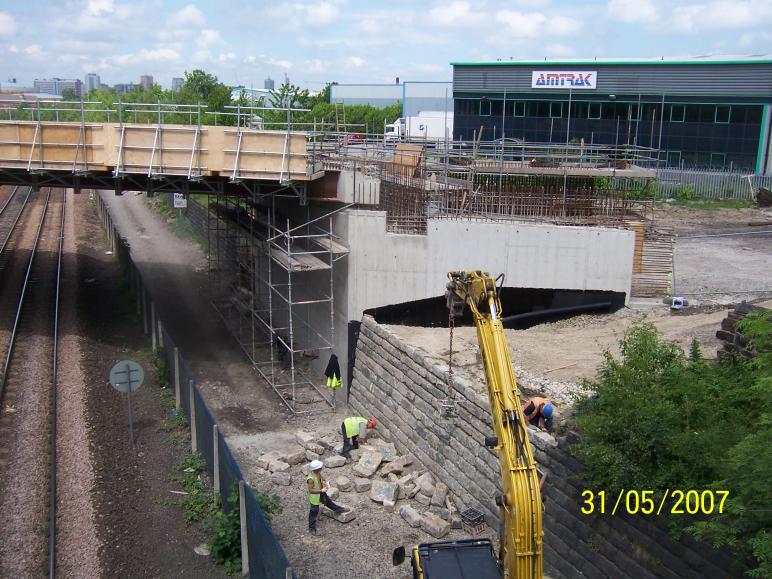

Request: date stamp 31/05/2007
left=580, top=489, right=729, bottom=516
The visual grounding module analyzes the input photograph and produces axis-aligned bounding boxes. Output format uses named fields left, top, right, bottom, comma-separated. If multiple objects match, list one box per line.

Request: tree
left=574, top=315, right=772, bottom=576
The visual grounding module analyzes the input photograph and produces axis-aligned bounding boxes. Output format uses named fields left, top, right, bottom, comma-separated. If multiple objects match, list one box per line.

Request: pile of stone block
left=256, top=428, right=464, bottom=538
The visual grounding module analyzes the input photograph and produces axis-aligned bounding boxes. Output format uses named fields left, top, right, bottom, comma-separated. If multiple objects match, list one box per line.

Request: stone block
left=427, top=506, right=451, bottom=521
left=380, top=461, right=404, bottom=477
left=306, top=443, right=325, bottom=455
left=296, top=430, right=317, bottom=449
left=387, top=473, right=399, bottom=482
left=421, top=513, right=450, bottom=539
left=384, top=499, right=396, bottom=512
left=367, top=441, right=397, bottom=462
left=281, top=447, right=306, bottom=466
left=415, top=492, right=431, bottom=506
left=415, top=472, right=435, bottom=494
left=271, top=472, right=291, bottom=486
left=431, top=483, right=449, bottom=507
left=318, top=434, right=340, bottom=450
left=353, top=451, right=383, bottom=478
left=324, top=455, right=346, bottom=468
left=370, top=480, right=399, bottom=504
left=400, top=504, right=421, bottom=528
left=398, top=483, right=414, bottom=500
left=451, top=515, right=462, bottom=529
left=336, top=476, right=353, bottom=491
left=354, top=477, right=371, bottom=492
left=530, top=429, right=558, bottom=449
left=305, top=449, right=321, bottom=461
left=321, top=505, right=355, bottom=523
left=257, top=450, right=283, bottom=470
left=326, top=486, right=339, bottom=500
left=268, top=460, right=290, bottom=473
left=300, top=464, right=311, bottom=475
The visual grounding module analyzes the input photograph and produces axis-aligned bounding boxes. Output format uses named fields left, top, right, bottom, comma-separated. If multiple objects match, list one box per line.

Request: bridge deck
left=0, top=120, right=312, bottom=184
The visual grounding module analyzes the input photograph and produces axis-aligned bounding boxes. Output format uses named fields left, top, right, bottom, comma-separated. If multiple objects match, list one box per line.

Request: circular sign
left=109, top=360, right=145, bottom=393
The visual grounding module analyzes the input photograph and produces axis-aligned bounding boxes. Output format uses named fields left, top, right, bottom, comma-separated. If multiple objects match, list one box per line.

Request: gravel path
left=0, top=191, right=62, bottom=577
left=55, top=189, right=101, bottom=578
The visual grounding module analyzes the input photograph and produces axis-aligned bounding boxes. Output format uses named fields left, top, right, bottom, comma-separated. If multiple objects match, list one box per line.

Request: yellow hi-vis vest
left=343, top=416, right=367, bottom=439
left=307, top=473, right=321, bottom=505
left=326, top=375, right=342, bottom=389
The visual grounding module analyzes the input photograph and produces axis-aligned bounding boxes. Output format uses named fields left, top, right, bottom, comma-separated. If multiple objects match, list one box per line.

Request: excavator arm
left=445, top=271, right=543, bottom=579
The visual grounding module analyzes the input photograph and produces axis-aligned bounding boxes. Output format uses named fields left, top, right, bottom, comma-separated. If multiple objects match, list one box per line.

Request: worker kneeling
left=522, top=397, right=554, bottom=431
left=307, top=460, right=348, bottom=535
left=340, top=416, right=378, bottom=458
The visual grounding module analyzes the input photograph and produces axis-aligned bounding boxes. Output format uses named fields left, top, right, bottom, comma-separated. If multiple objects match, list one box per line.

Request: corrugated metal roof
left=451, top=55, right=772, bottom=66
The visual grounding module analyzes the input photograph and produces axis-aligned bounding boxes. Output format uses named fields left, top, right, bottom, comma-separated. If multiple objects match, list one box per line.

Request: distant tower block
left=264, top=77, right=275, bottom=90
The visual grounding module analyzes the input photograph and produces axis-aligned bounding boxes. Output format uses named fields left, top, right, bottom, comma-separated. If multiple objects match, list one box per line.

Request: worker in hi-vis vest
left=306, top=460, right=348, bottom=535
left=340, top=416, right=378, bottom=458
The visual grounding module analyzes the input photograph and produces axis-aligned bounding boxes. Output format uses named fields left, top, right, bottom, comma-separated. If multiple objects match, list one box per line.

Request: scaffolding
left=207, top=189, right=347, bottom=414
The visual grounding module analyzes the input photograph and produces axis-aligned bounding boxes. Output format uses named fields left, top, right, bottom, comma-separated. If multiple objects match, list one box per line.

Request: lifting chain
left=440, top=298, right=460, bottom=418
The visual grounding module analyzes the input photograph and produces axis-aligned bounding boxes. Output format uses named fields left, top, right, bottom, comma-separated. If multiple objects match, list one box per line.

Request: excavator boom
left=445, top=271, right=543, bottom=578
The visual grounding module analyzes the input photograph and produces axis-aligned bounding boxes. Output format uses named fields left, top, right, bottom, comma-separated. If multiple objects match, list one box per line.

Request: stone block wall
left=350, top=315, right=743, bottom=579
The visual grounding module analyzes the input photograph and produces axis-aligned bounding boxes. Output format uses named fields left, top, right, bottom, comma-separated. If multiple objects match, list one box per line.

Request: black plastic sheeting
left=365, top=287, right=626, bottom=330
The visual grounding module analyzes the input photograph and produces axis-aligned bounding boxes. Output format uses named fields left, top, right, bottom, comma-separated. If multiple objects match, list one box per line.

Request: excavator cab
left=394, top=539, right=500, bottom=578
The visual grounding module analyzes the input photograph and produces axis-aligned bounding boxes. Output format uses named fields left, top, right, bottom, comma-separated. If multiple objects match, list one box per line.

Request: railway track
left=0, top=187, right=66, bottom=578
left=0, top=185, right=33, bottom=257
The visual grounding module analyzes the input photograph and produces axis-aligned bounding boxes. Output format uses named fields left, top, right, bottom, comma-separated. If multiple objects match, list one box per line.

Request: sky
left=0, top=0, right=771, bottom=90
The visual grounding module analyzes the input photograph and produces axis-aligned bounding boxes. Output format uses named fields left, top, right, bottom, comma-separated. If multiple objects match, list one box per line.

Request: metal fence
left=95, top=192, right=293, bottom=579
left=655, top=169, right=772, bottom=200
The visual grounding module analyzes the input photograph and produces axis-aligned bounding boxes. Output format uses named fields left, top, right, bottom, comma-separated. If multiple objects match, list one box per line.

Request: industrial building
left=452, top=56, right=772, bottom=174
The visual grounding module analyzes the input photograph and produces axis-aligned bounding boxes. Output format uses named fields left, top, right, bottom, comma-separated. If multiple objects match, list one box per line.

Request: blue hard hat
left=542, top=403, right=554, bottom=418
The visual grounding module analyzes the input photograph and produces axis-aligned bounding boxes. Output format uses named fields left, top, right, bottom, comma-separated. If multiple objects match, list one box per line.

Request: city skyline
left=1, top=0, right=771, bottom=90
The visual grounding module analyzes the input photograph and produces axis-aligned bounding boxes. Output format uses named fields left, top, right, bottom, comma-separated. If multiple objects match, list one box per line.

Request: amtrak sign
left=532, top=71, right=597, bottom=89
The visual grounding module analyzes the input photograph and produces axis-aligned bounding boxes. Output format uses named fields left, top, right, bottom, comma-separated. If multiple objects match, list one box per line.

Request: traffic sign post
left=109, top=360, right=145, bottom=443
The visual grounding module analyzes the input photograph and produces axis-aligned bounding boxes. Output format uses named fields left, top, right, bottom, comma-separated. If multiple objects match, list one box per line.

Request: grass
left=667, top=198, right=755, bottom=209
left=175, top=451, right=220, bottom=526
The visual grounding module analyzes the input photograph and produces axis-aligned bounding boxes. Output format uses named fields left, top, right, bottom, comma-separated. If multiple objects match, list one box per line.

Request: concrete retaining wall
left=349, top=315, right=743, bottom=579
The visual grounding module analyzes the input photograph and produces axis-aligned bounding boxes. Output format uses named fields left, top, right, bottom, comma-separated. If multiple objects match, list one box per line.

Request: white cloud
left=495, top=10, right=582, bottom=38
left=268, top=1, right=341, bottom=29
left=85, top=0, right=115, bottom=17
left=607, top=0, right=658, bottom=24
left=170, top=4, right=206, bottom=28
left=343, top=56, right=366, bottom=68
left=0, top=11, right=17, bottom=37
left=429, top=1, right=484, bottom=27
left=198, top=29, right=223, bottom=49
left=23, top=44, right=46, bottom=60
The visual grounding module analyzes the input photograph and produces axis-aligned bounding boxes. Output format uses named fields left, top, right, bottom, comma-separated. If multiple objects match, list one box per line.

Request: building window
left=714, top=105, right=731, bottom=124
left=513, top=101, right=525, bottom=117
left=670, top=105, right=686, bottom=122
left=710, top=152, right=726, bottom=168
left=550, top=102, right=563, bottom=118
left=490, top=100, right=503, bottom=116
left=588, top=102, right=602, bottom=119
left=480, top=99, right=491, bottom=116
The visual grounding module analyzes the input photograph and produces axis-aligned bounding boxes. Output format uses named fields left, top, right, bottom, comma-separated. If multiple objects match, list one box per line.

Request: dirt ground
left=76, top=192, right=226, bottom=578
left=96, top=194, right=771, bottom=577
left=653, top=204, right=772, bottom=304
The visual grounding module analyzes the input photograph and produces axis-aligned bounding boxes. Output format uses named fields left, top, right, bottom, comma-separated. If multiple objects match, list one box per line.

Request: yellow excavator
left=394, top=271, right=543, bottom=578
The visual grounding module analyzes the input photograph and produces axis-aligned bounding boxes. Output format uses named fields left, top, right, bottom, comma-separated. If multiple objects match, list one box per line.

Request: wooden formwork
left=0, top=120, right=311, bottom=181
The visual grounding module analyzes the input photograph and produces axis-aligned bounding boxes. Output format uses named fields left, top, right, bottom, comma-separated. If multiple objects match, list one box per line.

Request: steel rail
left=0, top=186, right=34, bottom=257
left=0, top=185, right=19, bottom=219
left=0, top=187, right=52, bottom=401
left=48, top=191, right=65, bottom=579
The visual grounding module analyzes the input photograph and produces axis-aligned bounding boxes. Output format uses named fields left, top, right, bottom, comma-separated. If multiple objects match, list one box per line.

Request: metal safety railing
left=94, top=192, right=293, bottom=579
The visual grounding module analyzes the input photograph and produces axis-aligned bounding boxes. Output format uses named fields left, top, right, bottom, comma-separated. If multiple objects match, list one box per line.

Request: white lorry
left=385, top=111, right=454, bottom=141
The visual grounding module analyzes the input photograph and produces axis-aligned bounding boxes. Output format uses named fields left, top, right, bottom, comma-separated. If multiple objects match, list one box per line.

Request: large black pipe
left=501, top=301, right=613, bottom=328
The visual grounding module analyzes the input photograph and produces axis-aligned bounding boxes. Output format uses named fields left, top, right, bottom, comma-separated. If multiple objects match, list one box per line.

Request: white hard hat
left=310, top=460, right=323, bottom=471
